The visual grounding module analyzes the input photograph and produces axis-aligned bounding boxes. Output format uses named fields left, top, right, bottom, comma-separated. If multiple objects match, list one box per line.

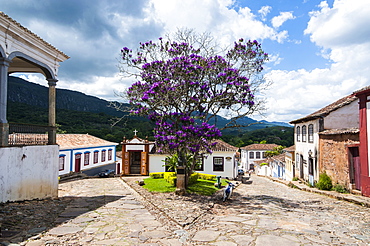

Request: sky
left=1, top=0, right=370, bottom=123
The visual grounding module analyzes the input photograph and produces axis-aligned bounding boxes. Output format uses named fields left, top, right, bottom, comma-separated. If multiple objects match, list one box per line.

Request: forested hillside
left=7, top=76, right=293, bottom=148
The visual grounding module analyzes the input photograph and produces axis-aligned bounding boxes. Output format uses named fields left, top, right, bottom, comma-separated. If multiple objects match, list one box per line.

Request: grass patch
left=142, top=177, right=176, bottom=193
left=142, top=177, right=228, bottom=196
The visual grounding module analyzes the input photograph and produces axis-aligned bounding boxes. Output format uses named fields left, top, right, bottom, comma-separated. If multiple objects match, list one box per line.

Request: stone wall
left=319, top=133, right=359, bottom=189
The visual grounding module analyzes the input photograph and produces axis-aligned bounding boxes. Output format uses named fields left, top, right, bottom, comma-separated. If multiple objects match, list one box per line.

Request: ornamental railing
left=8, top=123, right=56, bottom=146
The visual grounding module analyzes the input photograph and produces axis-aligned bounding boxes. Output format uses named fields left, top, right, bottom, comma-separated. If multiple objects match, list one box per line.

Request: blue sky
left=1, top=0, right=368, bottom=123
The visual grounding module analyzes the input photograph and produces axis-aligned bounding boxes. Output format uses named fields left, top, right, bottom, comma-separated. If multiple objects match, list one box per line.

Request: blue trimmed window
left=84, top=152, right=90, bottom=166
left=59, top=155, right=66, bottom=171
left=108, top=149, right=113, bottom=161
left=102, top=150, right=106, bottom=162
left=94, top=151, right=99, bottom=164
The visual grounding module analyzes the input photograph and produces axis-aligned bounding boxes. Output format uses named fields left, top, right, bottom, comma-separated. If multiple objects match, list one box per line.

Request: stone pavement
left=1, top=175, right=370, bottom=245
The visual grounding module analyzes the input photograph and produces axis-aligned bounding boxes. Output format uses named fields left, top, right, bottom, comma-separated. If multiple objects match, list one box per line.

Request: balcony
left=7, top=123, right=56, bottom=146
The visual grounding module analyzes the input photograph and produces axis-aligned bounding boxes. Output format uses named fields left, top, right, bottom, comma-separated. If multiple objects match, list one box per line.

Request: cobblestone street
left=1, top=175, right=370, bottom=245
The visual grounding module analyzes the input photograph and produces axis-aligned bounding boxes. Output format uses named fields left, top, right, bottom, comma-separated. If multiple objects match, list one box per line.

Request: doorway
left=348, top=147, right=361, bottom=190
left=130, top=151, right=142, bottom=174
left=75, top=154, right=81, bottom=172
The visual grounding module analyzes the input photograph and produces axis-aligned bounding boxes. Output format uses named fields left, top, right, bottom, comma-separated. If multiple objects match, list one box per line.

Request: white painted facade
left=294, top=119, right=319, bottom=183
left=0, top=145, right=59, bottom=203
left=59, top=145, right=117, bottom=176
left=292, top=97, right=359, bottom=185
left=149, top=150, right=238, bottom=179
left=240, top=144, right=279, bottom=171
left=324, top=102, right=359, bottom=129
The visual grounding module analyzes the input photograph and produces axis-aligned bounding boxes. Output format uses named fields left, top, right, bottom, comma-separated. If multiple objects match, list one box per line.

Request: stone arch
left=7, top=51, right=56, bottom=80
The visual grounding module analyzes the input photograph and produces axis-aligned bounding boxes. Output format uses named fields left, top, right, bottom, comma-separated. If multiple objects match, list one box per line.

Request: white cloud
left=305, top=0, right=370, bottom=48
left=149, top=0, right=290, bottom=45
left=260, top=0, right=370, bottom=123
left=271, top=12, right=295, bottom=29
left=258, top=6, right=272, bottom=21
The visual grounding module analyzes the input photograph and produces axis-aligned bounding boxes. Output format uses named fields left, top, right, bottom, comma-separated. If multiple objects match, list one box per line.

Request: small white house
left=58, top=134, right=118, bottom=176
left=240, top=143, right=279, bottom=171
left=149, top=139, right=239, bottom=179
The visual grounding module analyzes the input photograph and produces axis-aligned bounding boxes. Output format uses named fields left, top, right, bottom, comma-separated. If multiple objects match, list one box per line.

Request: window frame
left=302, top=125, right=307, bottom=142
left=101, top=150, right=106, bottom=162
left=308, top=124, right=314, bottom=143
left=296, top=126, right=301, bottom=142
left=108, top=149, right=112, bottom=161
left=59, top=155, right=65, bottom=171
left=84, top=152, right=90, bottom=166
left=256, top=151, right=261, bottom=159
left=194, top=155, right=204, bottom=171
left=213, top=157, right=224, bottom=172
left=93, top=151, right=99, bottom=164
left=249, top=151, right=254, bottom=159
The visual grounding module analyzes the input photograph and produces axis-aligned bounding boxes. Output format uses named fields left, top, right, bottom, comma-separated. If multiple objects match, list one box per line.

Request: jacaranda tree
left=120, top=31, right=268, bottom=191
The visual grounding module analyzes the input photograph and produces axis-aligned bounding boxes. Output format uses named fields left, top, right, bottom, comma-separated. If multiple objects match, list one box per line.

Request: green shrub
left=292, top=177, right=299, bottom=181
left=164, top=172, right=176, bottom=183
left=168, top=176, right=177, bottom=186
left=188, top=173, right=199, bottom=185
left=198, top=173, right=216, bottom=181
left=333, top=184, right=349, bottom=193
left=149, top=172, right=165, bottom=179
left=316, top=172, right=333, bottom=190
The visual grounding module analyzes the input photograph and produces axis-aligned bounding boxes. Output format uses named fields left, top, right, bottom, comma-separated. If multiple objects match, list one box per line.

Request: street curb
left=263, top=175, right=370, bottom=208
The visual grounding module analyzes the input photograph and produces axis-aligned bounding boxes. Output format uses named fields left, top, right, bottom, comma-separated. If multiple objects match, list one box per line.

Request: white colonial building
left=58, top=134, right=118, bottom=176
left=240, top=143, right=279, bottom=172
left=289, top=94, right=358, bottom=186
left=0, top=12, right=69, bottom=203
left=121, top=136, right=239, bottom=179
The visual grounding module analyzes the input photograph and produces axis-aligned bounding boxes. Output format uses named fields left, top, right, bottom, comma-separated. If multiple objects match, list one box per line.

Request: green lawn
left=142, top=177, right=228, bottom=196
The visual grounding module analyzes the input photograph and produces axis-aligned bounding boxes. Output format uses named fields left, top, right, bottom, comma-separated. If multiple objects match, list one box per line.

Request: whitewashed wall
left=0, top=145, right=59, bottom=203
left=324, top=100, right=359, bottom=129
left=149, top=154, right=167, bottom=173
left=149, top=151, right=237, bottom=179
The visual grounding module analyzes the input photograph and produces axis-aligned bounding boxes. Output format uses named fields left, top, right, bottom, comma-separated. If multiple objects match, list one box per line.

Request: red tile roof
left=212, top=139, right=238, bottom=152
left=319, top=128, right=359, bottom=135
left=57, top=134, right=118, bottom=149
left=241, top=143, right=279, bottom=151
left=289, top=94, right=357, bottom=124
left=284, top=145, right=295, bottom=152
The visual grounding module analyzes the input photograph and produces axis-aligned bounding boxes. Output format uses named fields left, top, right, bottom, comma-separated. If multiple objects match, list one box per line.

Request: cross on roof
left=133, top=129, right=138, bottom=136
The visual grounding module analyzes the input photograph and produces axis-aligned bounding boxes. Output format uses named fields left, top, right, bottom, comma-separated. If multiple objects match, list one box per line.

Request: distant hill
left=7, top=76, right=291, bottom=130
left=8, top=76, right=126, bottom=117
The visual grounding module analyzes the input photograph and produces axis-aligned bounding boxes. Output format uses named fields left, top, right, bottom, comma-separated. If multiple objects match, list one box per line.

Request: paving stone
left=211, top=240, right=237, bottom=246
left=192, top=230, right=220, bottom=242
left=141, top=229, right=170, bottom=239
left=47, top=226, right=83, bottom=236
left=255, top=235, right=300, bottom=246
left=218, top=216, right=247, bottom=222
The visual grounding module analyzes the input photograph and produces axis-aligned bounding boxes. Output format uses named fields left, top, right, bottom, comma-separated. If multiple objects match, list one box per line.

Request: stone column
left=0, top=58, right=11, bottom=146
left=47, top=78, right=58, bottom=145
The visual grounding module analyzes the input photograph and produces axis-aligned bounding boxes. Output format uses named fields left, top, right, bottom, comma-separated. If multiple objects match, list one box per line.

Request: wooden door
left=116, top=162, right=120, bottom=175
left=354, top=156, right=361, bottom=189
left=75, top=154, right=81, bottom=172
left=123, top=152, right=129, bottom=175
left=349, top=147, right=361, bottom=190
left=141, top=152, right=148, bottom=175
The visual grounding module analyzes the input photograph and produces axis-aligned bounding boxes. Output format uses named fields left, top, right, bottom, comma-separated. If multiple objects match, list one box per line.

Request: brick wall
left=319, top=133, right=359, bottom=189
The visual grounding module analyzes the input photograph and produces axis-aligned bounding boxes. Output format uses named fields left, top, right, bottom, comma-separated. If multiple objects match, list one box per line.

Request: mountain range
left=7, top=76, right=292, bottom=130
